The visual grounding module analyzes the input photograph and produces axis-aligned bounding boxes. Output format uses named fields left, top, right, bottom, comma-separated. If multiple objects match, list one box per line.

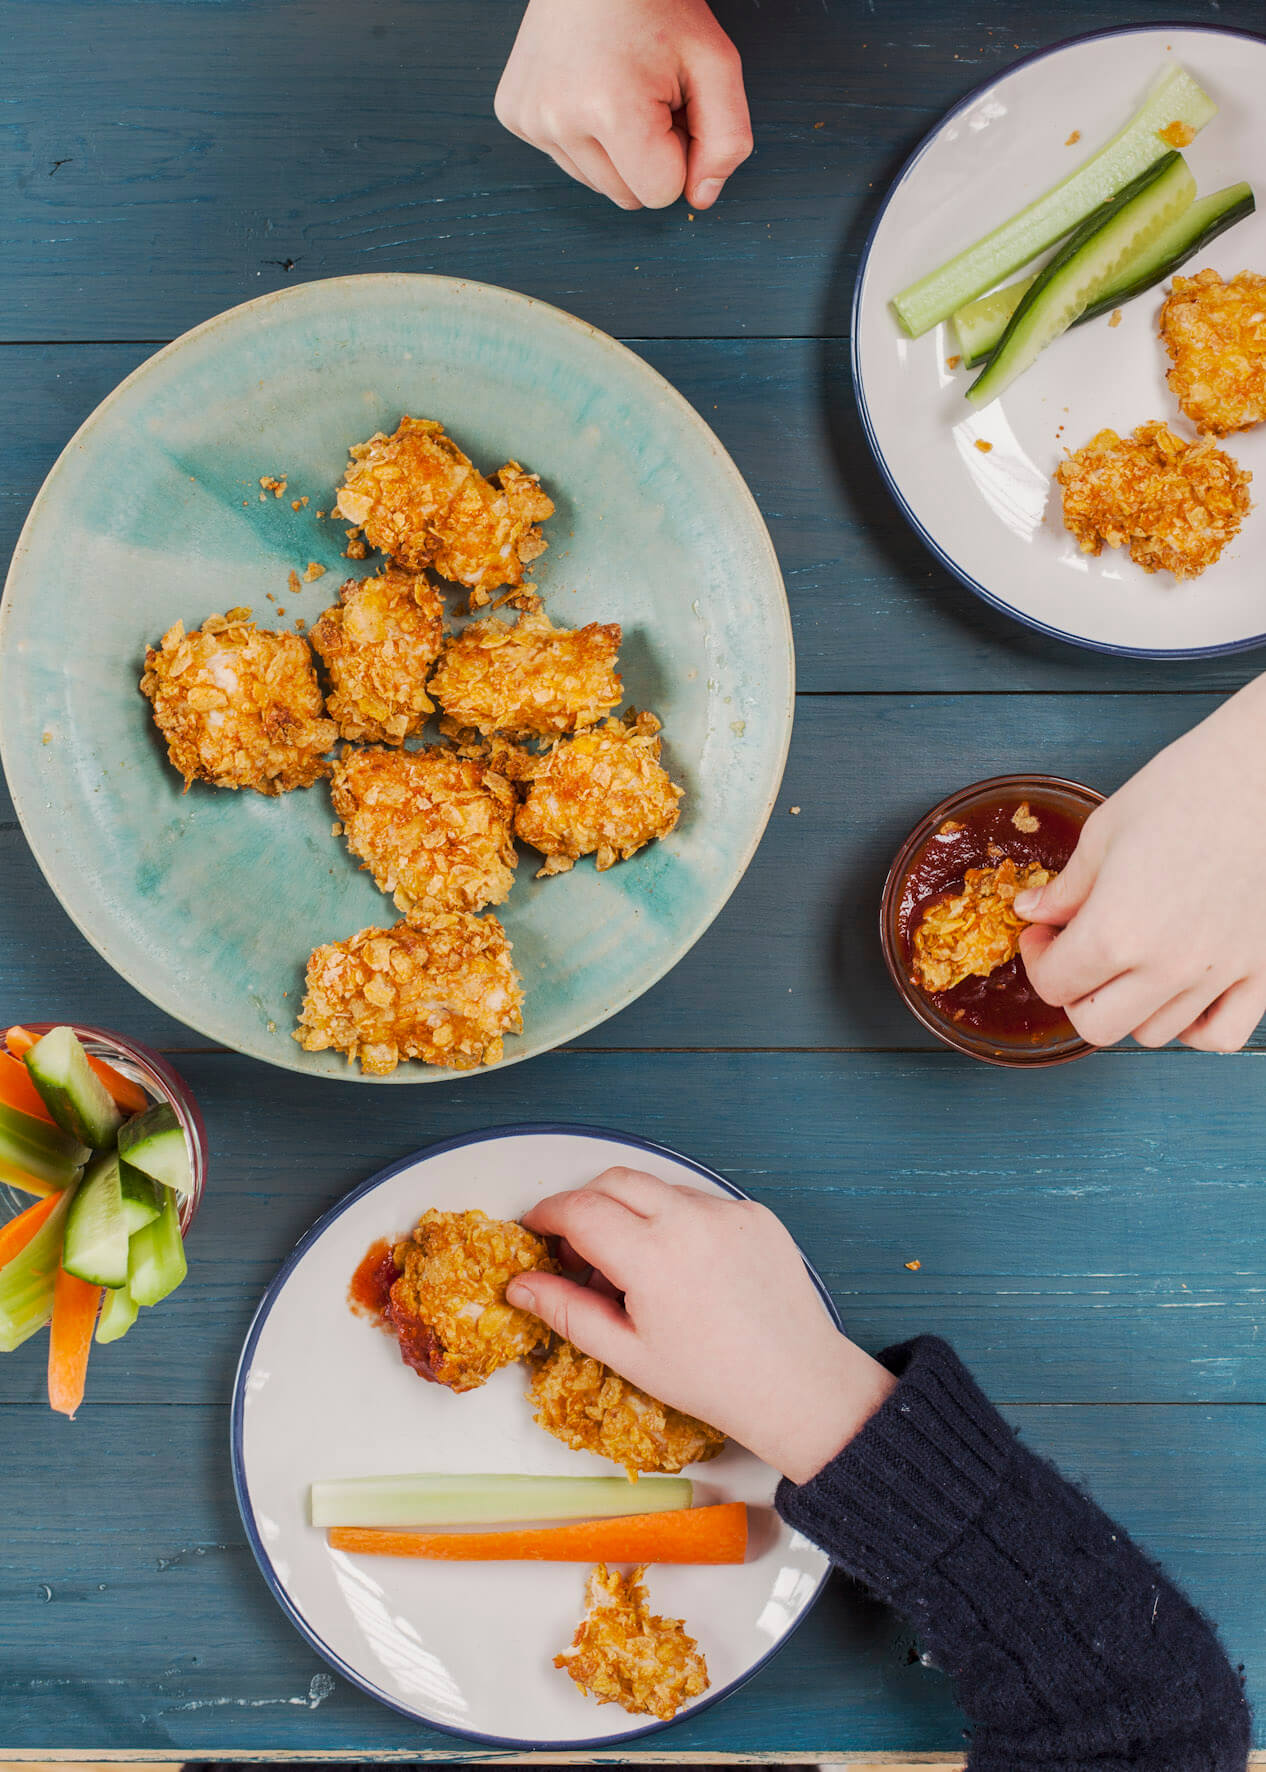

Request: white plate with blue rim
left=853, top=24, right=1266, bottom=658
left=230, top=1125, right=834, bottom=1747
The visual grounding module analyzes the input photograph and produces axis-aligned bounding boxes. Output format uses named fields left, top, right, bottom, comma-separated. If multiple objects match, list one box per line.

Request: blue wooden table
left=3, top=1, right=1265, bottom=1760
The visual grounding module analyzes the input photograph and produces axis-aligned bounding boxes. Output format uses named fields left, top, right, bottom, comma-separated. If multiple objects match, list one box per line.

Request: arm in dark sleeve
left=776, top=1337, right=1249, bottom=1772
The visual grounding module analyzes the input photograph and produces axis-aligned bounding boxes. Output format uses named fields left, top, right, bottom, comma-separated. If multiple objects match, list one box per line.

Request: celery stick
left=0, top=1100, right=89, bottom=1195
left=309, top=1472, right=694, bottom=1530
left=127, top=1187, right=186, bottom=1307
left=893, top=64, right=1217, bottom=336
left=0, top=1184, right=77, bottom=1352
left=96, top=1282, right=139, bottom=1345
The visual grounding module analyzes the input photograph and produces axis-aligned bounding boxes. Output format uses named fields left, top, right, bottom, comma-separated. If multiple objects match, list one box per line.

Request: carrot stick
left=0, top=1051, right=54, bottom=1123
left=0, top=1190, right=65, bottom=1268
left=5, top=1025, right=147, bottom=1113
left=47, top=1267, right=102, bottom=1418
left=328, top=1503, right=748, bottom=1565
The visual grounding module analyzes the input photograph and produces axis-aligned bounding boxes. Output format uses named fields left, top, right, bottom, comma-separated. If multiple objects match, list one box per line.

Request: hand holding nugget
left=507, top=1169, right=895, bottom=1485
left=1018, top=674, right=1266, bottom=1051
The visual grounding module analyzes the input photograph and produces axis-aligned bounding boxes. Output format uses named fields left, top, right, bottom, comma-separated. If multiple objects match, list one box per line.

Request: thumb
left=682, top=42, right=753, bottom=208
left=1014, top=826, right=1103, bottom=924
left=507, top=1271, right=632, bottom=1367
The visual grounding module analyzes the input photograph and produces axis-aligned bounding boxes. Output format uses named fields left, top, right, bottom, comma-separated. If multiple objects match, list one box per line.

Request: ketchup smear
left=897, top=792, right=1085, bottom=1044
left=348, top=1237, right=397, bottom=1322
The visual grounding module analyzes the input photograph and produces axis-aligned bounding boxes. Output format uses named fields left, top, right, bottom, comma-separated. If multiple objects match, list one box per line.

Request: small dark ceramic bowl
left=880, top=775, right=1105, bottom=1068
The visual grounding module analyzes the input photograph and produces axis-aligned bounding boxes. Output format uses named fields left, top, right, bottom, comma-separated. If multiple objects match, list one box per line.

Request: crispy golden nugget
left=294, top=915, right=522, bottom=1075
left=1160, top=268, right=1266, bottom=437
left=912, top=859, right=1050, bottom=995
left=555, top=1564, right=709, bottom=1722
left=528, top=1339, right=725, bottom=1478
left=330, top=745, right=518, bottom=918
left=334, top=416, right=554, bottom=600
left=384, top=1208, right=557, bottom=1391
left=429, top=608, right=622, bottom=739
left=310, top=569, right=443, bottom=744
left=140, top=614, right=336, bottom=795
left=1055, top=421, right=1252, bottom=581
left=515, top=711, right=683, bottom=876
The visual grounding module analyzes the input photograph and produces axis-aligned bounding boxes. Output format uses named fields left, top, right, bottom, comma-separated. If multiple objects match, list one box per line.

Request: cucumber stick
left=968, top=152, right=1196, bottom=407
left=893, top=63, right=1216, bottom=336
left=62, top=1152, right=130, bottom=1290
left=0, top=1100, right=89, bottom=1196
left=309, top=1472, right=694, bottom=1530
left=118, top=1102, right=191, bottom=1194
left=954, top=180, right=1256, bottom=365
left=119, top=1161, right=163, bottom=1235
left=0, top=1183, right=78, bottom=1352
left=127, top=1187, right=186, bottom=1308
left=95, top=1282, right=139, bottom=1345
left=24, top=1026, right=122, bottom=1150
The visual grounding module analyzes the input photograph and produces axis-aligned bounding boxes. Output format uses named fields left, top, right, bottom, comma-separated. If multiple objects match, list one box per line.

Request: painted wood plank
left=5, top=341, right=1265, bottom=697
left=4, top=0, right=1264, bottom=344
left=1, top=1050, right=1263, bottom=1410
left=0, top=1401, right=1258, bottom=1753
left=4, top=694, right=1263, bottom=1052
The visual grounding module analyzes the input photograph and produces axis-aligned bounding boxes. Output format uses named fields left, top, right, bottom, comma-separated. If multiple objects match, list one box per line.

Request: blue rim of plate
left=230, top=1122, right=841, bottom=1750
left=851, top=21, right=1266, bottom=662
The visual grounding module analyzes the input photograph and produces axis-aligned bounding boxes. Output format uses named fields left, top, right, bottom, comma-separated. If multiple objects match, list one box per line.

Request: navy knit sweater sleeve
left=775, top=1337, right=1249, bottom=1771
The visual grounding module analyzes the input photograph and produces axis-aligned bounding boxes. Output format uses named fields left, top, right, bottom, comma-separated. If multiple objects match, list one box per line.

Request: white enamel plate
left=854, top=25, right=1266, bottom=657
left=231, top=1126, right=833, bottom=1747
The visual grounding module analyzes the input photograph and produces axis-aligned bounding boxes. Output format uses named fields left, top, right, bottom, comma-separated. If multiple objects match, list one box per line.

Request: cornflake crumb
left=1160, top=119, right=1196, bottom=148
left=1065, top=129, right=1082, bottom=145
left=344, top=528, right=369, bottom=560
left=938, top=818, right=964, bottom=836
left=288, top=569, right=302, bottom=596
left=260, top=475, right=287, bottom=499
left=316, top=509, right=326, bottom=520
left=1108, top=309, right=1123, bottom=329
left=905, top=1259, right=922, bottom=1271
left=790, top=805, right=801, bottom=815
left=291, top=496, right=310, bottom=510
left=304, top=561, right=327, bottom=581
left=1011, top=801, right=1040, bottom=834
left=946, top=354, right=961, bottom=370
left=975, top=438, right=994, bottom=454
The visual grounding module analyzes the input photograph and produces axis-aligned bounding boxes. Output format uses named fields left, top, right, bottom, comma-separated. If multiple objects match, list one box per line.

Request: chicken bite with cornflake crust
left=515, top=711, right=683, bottom=876
left=309, top=569, right=443, bottom=744
left=330, top=744, right=518, bottom=919
left=556, top=1564, right=709, bottom=1721
left=140, top=614, right=336, bottom=795
left=333, top=416, right=554, bottom=602
left=294, top=915, right=522, bottom=1075
left=384, top=1208, right=557, bottom=1391
left=1160, top=268, right=1266, bottom=437
left=429, top=608, right=622, bottom=739
left=528, top=1338, right=725, bottom=1477
left=1055, top=422, right=1252, bottom=581
left=912, top=859, right=1050, bottom=996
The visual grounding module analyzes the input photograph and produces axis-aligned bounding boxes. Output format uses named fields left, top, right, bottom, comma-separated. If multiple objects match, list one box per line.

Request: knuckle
left=1068, top=1001, right=1125, bottom=1048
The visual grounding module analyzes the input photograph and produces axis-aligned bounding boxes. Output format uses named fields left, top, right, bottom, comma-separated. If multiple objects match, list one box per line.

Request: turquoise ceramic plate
left=0, top=276, right=792, bottom=1082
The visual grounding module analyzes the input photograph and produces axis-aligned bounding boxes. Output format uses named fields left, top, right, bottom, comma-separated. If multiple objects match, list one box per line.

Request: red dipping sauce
left=881, top=776, right=1104, bottom=1067
left=348, top=1236, right=397, bottom=1322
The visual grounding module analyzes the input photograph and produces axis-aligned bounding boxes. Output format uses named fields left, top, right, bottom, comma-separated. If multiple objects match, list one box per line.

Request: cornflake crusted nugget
left=140, top=615, right=336, bottom=795
left=1160, top=268, right=1266, bottom=437
left=1055, top=421, right=1252, bottom=581
left=912, top=859, right=1050, bottom=996
left=330, top=745, right=518, bottom=919
left=385, top=1208, right=557, bottom=1392
left=309, top=569, right=443, bottom=744
left=555, top=1564, right=709, bottom=1722
left=334, top=416, right=554, bottom=601
left=294, top=915, right=523, bottom=1076
left=515, top=711, right=683, bottom=876
left=528, top=1338, right=726, bottom=1478
left=429, top=607, right=622, bottom=739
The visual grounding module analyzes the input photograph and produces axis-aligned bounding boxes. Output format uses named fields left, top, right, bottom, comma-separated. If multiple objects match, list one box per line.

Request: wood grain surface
left=2, top=0, right=1265, bottom=1758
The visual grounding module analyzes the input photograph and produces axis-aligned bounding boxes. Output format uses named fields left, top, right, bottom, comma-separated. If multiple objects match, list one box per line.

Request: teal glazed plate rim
left=0, top=274, right=793, bottom=1081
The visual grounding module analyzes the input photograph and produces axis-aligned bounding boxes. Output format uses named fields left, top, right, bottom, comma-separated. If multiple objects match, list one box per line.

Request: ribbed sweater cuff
left=775, top=1335, right=1017, bottom=1599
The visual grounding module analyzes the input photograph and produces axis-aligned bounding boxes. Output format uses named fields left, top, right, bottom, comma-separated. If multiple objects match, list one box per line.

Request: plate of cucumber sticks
left=854, top=24, right=1266, bottom=658
left=231, top=1125, right=834, bottom=1747
left=0, top=1024, right=203, bottom=1413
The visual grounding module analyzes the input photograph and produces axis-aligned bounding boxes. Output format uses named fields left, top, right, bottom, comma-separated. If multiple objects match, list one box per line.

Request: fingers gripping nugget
left=528, top=1339, right=725, bottom=1478
left=555, top=1564, right=709, bottom=1722
left=309, top=569, right=443, bottom=744
left=1055, top=422, right=1252, bottom=581
left=429, top=608, right=623, bottom=740
left=384, top=1208, right=557, bottom=1391
left=140, top=615, right=336, bottom=795
left=330, top=745, right=518, bottom=918
left=1160, top=269, right=1266, bottom=437
left=334, top=416, right=554, bottom=601
left=294, top=915, right=523, bottom=1075
left=912, top=858, right=1050, bottom=995
left=515, top=711, right=683, bottom=876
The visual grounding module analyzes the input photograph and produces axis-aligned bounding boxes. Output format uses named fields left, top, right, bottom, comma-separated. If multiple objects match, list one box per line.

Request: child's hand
left=494, top=0, right=753, bottom=211
left=1017, top=675, right=1266, bottom=1051
left=506, top=1168, right=896, bottom=1484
